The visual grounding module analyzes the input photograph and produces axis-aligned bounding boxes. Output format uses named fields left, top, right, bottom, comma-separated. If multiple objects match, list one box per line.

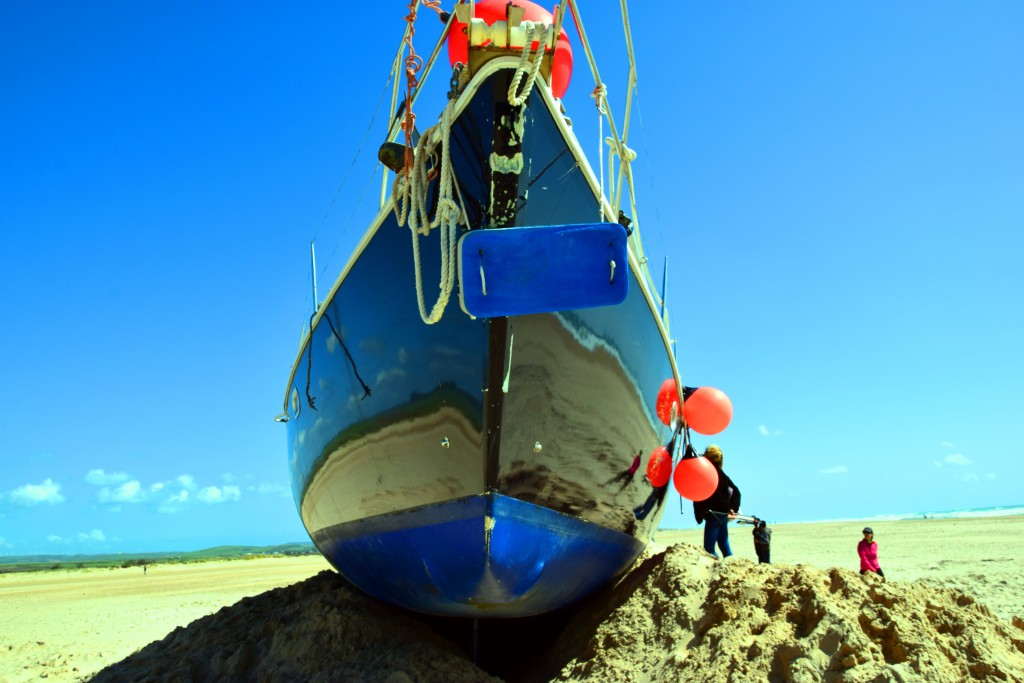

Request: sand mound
left=542, top=545, right=1024, bottom=682
left=88, top=570, right=500, bottom=683
left=90, top=544, right=1024, bottom=683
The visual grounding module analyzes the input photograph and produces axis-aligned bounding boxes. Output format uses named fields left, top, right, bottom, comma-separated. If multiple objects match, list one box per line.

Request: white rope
left=392, top=96, right=466, bottom=325
left=591, top=83, right=608, bottom=220
left=508, top=22, right=551, bottom=106
left=605, top=134, right=637, bottom=211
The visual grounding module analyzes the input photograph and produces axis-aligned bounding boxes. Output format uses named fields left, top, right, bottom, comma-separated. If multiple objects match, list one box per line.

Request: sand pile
left=540, top=544, right=1024, bottom=682
left=90, top=543, right=1024, bottom=683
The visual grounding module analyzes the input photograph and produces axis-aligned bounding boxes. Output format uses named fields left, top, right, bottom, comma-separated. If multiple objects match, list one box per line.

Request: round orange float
left=446, top=0, right=573, bottom=98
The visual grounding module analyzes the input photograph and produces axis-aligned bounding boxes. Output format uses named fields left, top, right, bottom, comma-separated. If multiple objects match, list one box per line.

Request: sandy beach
left=653, top=514, right=1024, bottom=625
left=2, top=516, right=1023, bottom=682
left=0, top=556, right=331, bottom=683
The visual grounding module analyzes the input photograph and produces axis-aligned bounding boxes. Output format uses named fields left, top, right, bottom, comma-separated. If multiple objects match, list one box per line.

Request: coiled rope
left=392, top=97, right=466, bottom=325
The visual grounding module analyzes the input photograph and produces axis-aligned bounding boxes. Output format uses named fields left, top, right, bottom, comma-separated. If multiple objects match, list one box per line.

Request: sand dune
left=2, top=516, right=1023, bottom=682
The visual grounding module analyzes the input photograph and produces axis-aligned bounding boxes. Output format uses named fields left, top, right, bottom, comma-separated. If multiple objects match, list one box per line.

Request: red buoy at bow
left=682, top=386, right=733, bottom=435
left=646, top=446, right=672, bottom=488
left=673, top=454, right=719, bottom=501
left=446, top=0, right=574, bottom=98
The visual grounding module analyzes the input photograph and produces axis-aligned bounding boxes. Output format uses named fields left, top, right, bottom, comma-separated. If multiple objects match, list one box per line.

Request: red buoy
left=682, top=386, right=733, bottom=435
left=672, top=454, right=719, bottom=501
left=446, top=0, right=574, bottom=98
left=655, top=378, right=679, bottom=426
left=646, top=446, right=672, bottom=488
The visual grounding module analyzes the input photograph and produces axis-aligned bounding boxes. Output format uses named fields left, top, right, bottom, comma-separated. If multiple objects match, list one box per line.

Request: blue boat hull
left=283, top=61, right=678, bottom=617
left=311, top=493, right=644, bottom=616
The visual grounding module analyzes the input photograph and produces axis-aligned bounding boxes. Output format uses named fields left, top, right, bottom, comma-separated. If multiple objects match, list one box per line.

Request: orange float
left=645, top=445, right=672, bottom=488
left=655, top=378, right=679, bottom=426
left=446, top=0, right=573, bottom=98
left=682, top=386, right=733, bottom=435
left=672, top=451, right=719, bottom=501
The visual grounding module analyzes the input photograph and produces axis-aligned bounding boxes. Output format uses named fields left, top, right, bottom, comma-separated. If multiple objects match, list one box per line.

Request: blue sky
left=2, top=2, right=1021, bottom=555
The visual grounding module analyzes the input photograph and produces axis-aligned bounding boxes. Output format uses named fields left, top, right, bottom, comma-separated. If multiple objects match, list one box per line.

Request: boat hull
left=284, top=62, right=678, bottom=617
left=310, top=493, right=644, bottom=616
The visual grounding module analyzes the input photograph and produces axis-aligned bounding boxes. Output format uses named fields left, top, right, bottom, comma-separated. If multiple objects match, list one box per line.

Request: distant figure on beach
left=858, top=527, right=885, bottom=579
left=143, top=565, right=147, bottom=576
left=692, top=445, right=741, bottom=558
left=752, top=519, right=771, bottom=564
left=606, top=449, right=642, bottom=493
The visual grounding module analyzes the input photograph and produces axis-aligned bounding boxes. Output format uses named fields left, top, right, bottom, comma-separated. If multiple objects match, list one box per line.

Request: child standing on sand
left=858, top=527, right=885, bottom=579
left=752, top=519, right=771, bottom=564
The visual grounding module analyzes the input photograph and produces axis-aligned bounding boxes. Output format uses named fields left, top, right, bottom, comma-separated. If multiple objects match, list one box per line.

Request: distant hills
left=0, top=542, right=318, bottom=573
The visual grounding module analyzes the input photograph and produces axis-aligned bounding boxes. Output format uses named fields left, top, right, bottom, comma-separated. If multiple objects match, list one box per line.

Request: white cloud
left=47, top=534, right=68, bottom=544
left=941, top=441, right=955, bottom=449
left=961, top=473, right=979, bottom=483
left=943, top=453, right=972, bottom=466
left=157, top=490, right=190, bottom=514
left=196, top=485, right=241, bottom=504
left=0, top=535, right=10, bottom=549
left=85, top=469, right=131, bottom=486
left=222, top=473, right=236, bottom=483
left=820, top=466, right=848, bottom=475
left=757, top=424, right=783, bottom=437
left=7, top=478, right=65, bottom=506
left=176, top=475, right=196, bottom=489
left=98, top=480, right=145, bottom=504
left=77, top=529, right=105, bottom=542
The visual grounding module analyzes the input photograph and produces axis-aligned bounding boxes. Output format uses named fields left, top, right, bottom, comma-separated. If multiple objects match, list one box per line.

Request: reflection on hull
left=283, top=61, right=678, bottom=617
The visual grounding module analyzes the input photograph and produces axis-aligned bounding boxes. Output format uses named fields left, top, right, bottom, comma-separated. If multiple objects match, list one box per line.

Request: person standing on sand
left=692, top=445, right=741, bottom=558
left=752, top=519, right=771, bottom=564
left=858, top=527, right=885, bottom=579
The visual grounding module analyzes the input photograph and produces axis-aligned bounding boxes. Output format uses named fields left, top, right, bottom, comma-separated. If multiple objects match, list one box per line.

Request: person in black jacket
left=752, top=519, right=771, bottom=564
left=692, top=445, right=741, bottom=557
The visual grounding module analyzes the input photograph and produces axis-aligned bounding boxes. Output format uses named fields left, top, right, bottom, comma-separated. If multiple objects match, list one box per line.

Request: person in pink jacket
left=858, top=527, right=885, bottom=579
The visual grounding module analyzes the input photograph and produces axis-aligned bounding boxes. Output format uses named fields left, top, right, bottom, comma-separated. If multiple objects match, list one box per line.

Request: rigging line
left=525, top=146, right=573, bottom=189
left=634, top=93, right=667, bottom=288
left=322, top=311, right=372, bottom=399
left=568, top=0, right=628, bottom=226
left=320, top=160, right=388, bottom=281
left=304, top=314, right=317, bottom=410
left=613, top=0, right=661, bottom=305
left=310, top=66, right=397, bottom=248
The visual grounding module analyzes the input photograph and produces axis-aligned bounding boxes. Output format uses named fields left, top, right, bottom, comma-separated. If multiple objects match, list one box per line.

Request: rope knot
left=605, top=136, right=637, bottom=162
left=591, top=83, right=608, bottom=114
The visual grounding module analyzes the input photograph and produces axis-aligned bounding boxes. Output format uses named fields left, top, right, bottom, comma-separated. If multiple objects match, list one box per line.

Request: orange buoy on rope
left=672, top=450, right=718, bottom=501
left=446, top=0, right=574, bottom=98
left=682, top=386, right=733, bottom=435
left=645, top=446, right=672, bottom=488
left=655, top=378, right=679, bottom=426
